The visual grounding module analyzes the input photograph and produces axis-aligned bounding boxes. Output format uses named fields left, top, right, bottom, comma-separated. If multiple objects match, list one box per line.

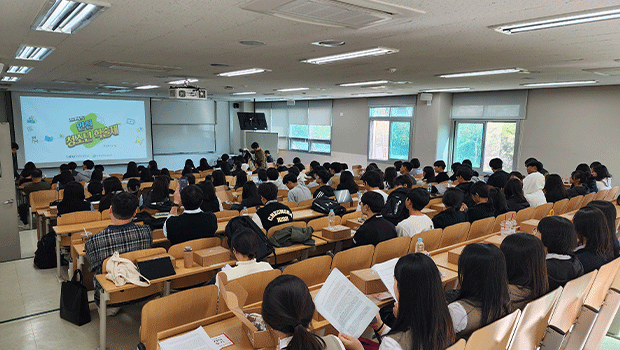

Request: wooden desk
left=430, top=203, right=446, bottom=212
left=267, top=238, right=328, bottom=265
left=53, top=220, right=113, bottom=279
left=292, top=209, right=324, bottom=221
left=422, top=207, right=438, bottom=219
left=312, top=228, right=354, bottom=253
left=483, top=234, right=505, bottom=247
left=431, top=252, right=458, bottom=272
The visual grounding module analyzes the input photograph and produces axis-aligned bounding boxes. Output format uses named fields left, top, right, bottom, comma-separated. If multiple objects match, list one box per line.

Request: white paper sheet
left=314, top=268, right=379, bottom=338
left=159, top=327, right=219, bottom=350
left=371, top=257, right=399, bottom=301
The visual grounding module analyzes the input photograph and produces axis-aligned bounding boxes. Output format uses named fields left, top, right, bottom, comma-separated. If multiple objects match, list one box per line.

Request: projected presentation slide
left=18, top=96, right=150, bottom=166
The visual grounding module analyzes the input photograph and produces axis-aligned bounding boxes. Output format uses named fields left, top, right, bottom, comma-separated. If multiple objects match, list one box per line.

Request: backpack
left=34, top=232, right=67, bottom=269
left=381, top=189, right=410, bottom=226
left=224, top=216, right=275, bottom=261
left=311, top=197, right=346, bottom=216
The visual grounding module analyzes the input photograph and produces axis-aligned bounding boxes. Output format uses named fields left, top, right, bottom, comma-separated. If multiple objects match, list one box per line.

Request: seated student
left=139, top=168, right=152, bottom=183
left=140, top=176, right=171, bottom=209
left=216, top=228, right=273, bottom=289
left=336, top=171, right=359, bottom=194
left=500, top=233, right=549, bottom=310
left=448, top=162, right=461, bottom=182
left=363, top=170, right=389, bottom=201
left=184, top=159, right=200, bottom=173
left=383, top=166, right=398, bottom=190
left=448, top=243, right=511, bottom=339
left=230, top=161, right=243, bottom=177
left=85, top=192, right=152, bottom=306
left=538, top=216, right=584, bottom=291
left=264, top=150, right=274, bottom=164
left=160, top=168, right=171, bottom=180
left=256, top=168, right=268, bottom=183
left=488, top=187, right=509, bottom=217
left=454, top=166, right=476, bottom=209
left=393, top=160, right=403, bottom=175
left=283, top=174, right=312, bottom=204
left=509, top=171, right=524, bottom=182
left=339, top=254, right=456, bottom=350
left=543, top=174, right=569, bottom=203
left=592, top=164, right=612, bottom=191
left=125, top=178, right=140, bottom=198
left=503, top=178, right=530, bottom=212
left=461, top=159, right=479, bottom=178
left=98, top=177, right=124, bottom=212
left=197, top=158, right=211, bottom=171
left=432, top=189, right=468, bottom=230
left=51, top=163, right=74, bottom=189
left=123, top=161, right=140, bottom=179
left=587, top=200, right=620, bottom=258
left=87, top=181, right=104, bottom=202
left=212, top=170, right=227, bottom=187
left=433, top=160, right=449, bottom=183
left=523, top=161, right=547, bottom=207
left=198, top=181, right=222, bottom=213
left=327, top=162, right=342, bottom=187
left=263, top=275, right=344, bottom=350
left=57, top=181, right=93, bottom=216
left=75, top=159, right=96, bottom=182
left=164, top=185, right=217, bottom=246
left=276, top=157, right=288, bottom=172
left=382, top=175, right=413, bottom=226
left=421, top=166, right=436, bottom=184
left=240, top=181, right=263, bottom=208
left=18, top=168, right=51, bottom=225
left=567, top=170, right=590, bottom=198
left=234, top=172, right=248, bottom=190
left=576, top=163, right=598, bottom=193
left=84, top=169, right=103, bottom=190
left=313, top=170, right=335, bottom=199
left=352, top=191, right=397, bottom=247
left=396, top=188, right=433, bottom=238
left=525, top=157, right=549, bottom=177
left=410, top=158, right=423, bottom=175
left=399, top=162, right=417, bottom=185
left=252, top=183, right=293, bottom=230
left=466, top=182, right=496, bottom=223
left=486, top=158, right=510, bottom=189
left=265, top=168, right=287, bottom=190
left=573, top=207, right=615, bottom=273
left=147, top=160, right=160, bottom=176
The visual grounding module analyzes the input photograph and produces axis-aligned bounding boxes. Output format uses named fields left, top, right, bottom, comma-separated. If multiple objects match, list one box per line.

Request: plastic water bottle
left=427, top=183, right=432, bottom=193
left=415, top=238, right=425, bottom=253
left=328, top=209, right=335, bottom=228
left=241, top=207, right=249, bottom=216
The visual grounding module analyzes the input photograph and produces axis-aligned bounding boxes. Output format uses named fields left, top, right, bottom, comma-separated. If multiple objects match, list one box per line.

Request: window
left=368, top=106, right=413, bottom=161
left=288, top=124, right=332, bottom=153
left=453, top=121, right=518, bottom=172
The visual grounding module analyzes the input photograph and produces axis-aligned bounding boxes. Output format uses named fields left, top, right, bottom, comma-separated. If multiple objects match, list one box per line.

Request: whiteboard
left=153, top=124, right=215, bottom=154
left=151, top=99, right=216, bottom=124
left=244, top=131, right=278, bottom=158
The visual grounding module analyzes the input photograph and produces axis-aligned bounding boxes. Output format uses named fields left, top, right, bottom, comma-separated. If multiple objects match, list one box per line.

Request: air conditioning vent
left=242, top=0, right=424, bottom=29
left=94, top=60, right=181, bottom=73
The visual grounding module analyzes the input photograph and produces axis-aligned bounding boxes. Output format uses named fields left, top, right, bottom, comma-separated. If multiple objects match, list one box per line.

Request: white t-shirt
left=448, top=302, right=468, bottom=334
left=396, top=214, right=434, bottom=238
left=216, top=259, right=273, bottom=289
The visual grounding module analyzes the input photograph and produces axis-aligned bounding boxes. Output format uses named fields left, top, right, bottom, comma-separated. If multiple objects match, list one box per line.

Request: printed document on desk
left=371, top=258, right=398, bottom=300
left=314, top=268, right=379, bottom=338
left=159, top=326, right=218, bottom=350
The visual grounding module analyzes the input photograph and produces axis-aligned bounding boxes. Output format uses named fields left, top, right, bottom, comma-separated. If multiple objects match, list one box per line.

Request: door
left=0, top=123, right=20, bottom=261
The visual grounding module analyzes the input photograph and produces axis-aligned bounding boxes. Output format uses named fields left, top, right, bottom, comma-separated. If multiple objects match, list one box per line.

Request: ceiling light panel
left=521, top=80, right=597, bottom=87
left=493, top=6, right=620, bottom=34
left=2, top=77, right=20, bottom=82
left=277, top=87, right=309, bottom=92
left=302, top=47, right=398, bottom=65
left=7, top=66, right=33, bottom=74
left=15, top=45, right=55, bottom=61
left=217, top=68, right=269, bottom=77
left=422, top=88, right=471, bottom=92
left=32, top=0, right=110, bottom=34
left=232, top=91, right=257, bottom=95
left=439, top=68, right=524, bottom=78
left=135, top=85, right=159, bottom=90
left=168, top=78, right=199, bottom=85
left=339, top=80, right=389, bottom=87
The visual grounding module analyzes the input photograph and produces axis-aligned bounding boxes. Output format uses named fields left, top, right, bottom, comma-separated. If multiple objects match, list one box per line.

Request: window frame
left=287, top=124, right=332, bottom=155
left=367, top=106, right=414, bottom=162
left=451, top=119, right=521, bottom=173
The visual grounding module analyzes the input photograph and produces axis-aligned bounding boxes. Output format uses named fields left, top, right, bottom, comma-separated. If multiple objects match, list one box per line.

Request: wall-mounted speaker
left=233, top=102, right=240, bottom=109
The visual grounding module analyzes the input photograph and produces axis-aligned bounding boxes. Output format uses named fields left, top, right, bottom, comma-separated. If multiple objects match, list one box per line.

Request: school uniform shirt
left=313, top=185, right=335, bottom=199
left=455, top=182, right=476, bottom=209
left=574, top=246, right=607, bottom=273
left=567, top=185, right=589, bottom=198
left=432, top=210, right=468, bottom=230
left=523, top=172, right=547, bottom=207
left=486, top=169, right=510, bottom=189
left=467, top=202, right=495, bottom=223
left=215, top=259, right=273, bottom=289
left=352, top=214, right=397, bottom=247
left=252, top=200, right=293, bottom=231
left=396, top=214, right=434, bottom=238
left=435, top=172, right=450, bottom=183
left=287, top=184, right=312, bottom=203
left=163, top=208, right=218, bottom=246
left=545, top=188, right=568, bottom=203
left=57, top=200, right=93, bottom=216
left=508, top=284, right=534, bottom=310
left=505, top=197, right=530, bottom=212
left=546, top=253, right=584, bottom=291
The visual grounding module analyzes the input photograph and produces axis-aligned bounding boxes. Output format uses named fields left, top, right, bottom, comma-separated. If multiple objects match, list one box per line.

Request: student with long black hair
left=586, top=200, right=620, bottom=258
left=262, top=275, right=344, bottom=350
left=123, top=161, right=140, bottom=179
left=576, top=163, right=598, bottom=193
left=448, top=243, right=511, bottom=339
left=488, top=187, right=509, bottom=217
left=567, top=170, right=590, bottom=198
left=240, top=181, right=263, bottom=208
left=543, top=174, right=569, bottom=203
left=336, top=171, right=359, bottom=194
left=57, top=181, right=93, bottom=215
left=592, top=164, right=612, bottom=191
left=503, top=178, right=530, bottom=212
left=500, top=233, right=549, bottom=310
left=98, top=177, right=124, bottom=212
left=431, top=188, right=468, bottom=229
left=573, top=207, right=615, bottom=273
left=212, top=170, right=227, bottom=187
left=466, top=181, right=495, bottom=223
left=538, top=216, right=584, bottom=290
left=339, top=253, right=456, bottom=350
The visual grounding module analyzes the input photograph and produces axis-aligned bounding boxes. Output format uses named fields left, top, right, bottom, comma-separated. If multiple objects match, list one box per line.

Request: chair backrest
left=57, top=210, right=101, bottom=225
left=580, top=192, right=597, bottom=208
left=594, top=189, right=609, bottom=201
left=287, top=201, right=299, bottom=208
left=446, top=339, right=466, bottom=350
left=218, top=268, right=282, bottom=307
left=604, top=187, right=619, bottom=201
left=491, top=212, right=517, bottom=234
left=168, top=237, right=223, bottom=259
left=215, top=210, right=239, bottom=219
left=277, top=189, right=289, bottom=198
left=547, top=270, right=598, bottom=334
left=531, top=202, right=554, bottom=220
left=584, top=257, right=620, bottom=311
left=331, top=245, right=374, bottom=276
left=439, top=222, right=471, bottom=248
left=102, top=247, right=167, bottom=274
left=565, top=195, right=584, bottom=213
left=307, top=216, right=341, bottom=231
left=464, top=310, right=521, bottom=350
left=101, top=209, right=110, bottom=220
left=267, top=221, right=306, bottom=238
left=552, top=198, right=569, bottom=215
left=408, top=228, right=443, bottom=253
left=341, top=211, right=362, bottom=222
left=109, top=173, right=123, bottom=180
left=29, top=189, right=60, bottom=209
left=466, top=217, right=495, bottom=240
left=372, top=236, right=411, bottom=265
left=140, top=284, right=219, bottom=350
left=282, top=255, right=332, bottom=287
left=515, top=207, right=535, bottom=225
left=298, top=198, right=314, bottom=207
left=425, top=197, right=443, bottom=208
left=508, top=287, right=562, bottom=350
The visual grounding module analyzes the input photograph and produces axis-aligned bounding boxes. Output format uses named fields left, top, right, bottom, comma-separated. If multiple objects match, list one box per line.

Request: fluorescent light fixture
left=493, top=6, right=620, bottom=34
left=32, top=0, right=110, bottom=34
left=1, top=76, right=20, bottom=82
left=15, top=45, right=55, bottom=61
left=439, top=68, right=524, bottom=78
left=277, top=87, right=309, bottom=92
left=168, top=78, right=199, bottom=85
left=521, top=80, right=597, bottom=87
left=339, top=80, right=389, bottom=87
left=232, top=91, right=257, bottom=95
left=422, top=87, right=471, bottom=92
left=217, top=68, right=268, bottom=77
left=134, top=85, right=159, bottom=90
left=7, top=66, right=33, bottom=74
left=301, top=47, right=398, bottom=65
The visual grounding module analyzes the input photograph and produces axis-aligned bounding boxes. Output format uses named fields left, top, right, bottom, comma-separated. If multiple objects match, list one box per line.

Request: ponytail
left=288, top=324, right=325, bottom=350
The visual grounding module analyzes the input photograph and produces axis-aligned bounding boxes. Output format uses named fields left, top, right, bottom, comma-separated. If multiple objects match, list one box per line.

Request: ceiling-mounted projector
left=169, top=86, right=207, bottom=100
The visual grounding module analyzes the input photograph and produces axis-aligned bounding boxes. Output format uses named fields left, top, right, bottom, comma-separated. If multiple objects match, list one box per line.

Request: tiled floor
left=0, top=229, right=145, bottom=349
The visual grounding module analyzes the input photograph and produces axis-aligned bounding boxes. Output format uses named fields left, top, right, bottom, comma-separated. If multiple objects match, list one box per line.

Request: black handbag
left=60, top=269, right=91, bottom=326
